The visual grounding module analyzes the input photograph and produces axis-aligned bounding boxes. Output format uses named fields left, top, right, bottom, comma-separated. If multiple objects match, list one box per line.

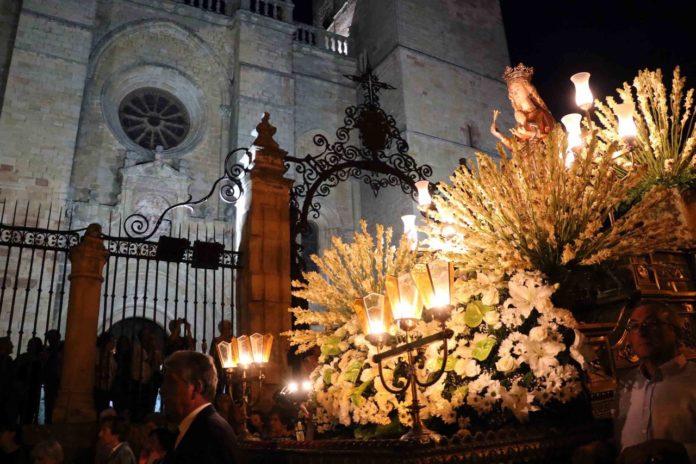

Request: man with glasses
left=616, top=301, right=696, bottom=464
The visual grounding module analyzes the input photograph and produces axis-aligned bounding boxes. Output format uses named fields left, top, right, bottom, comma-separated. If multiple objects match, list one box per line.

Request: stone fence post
left=52, top=224, right=108, bottom=423
left=239, top=113, right=293, bottom=398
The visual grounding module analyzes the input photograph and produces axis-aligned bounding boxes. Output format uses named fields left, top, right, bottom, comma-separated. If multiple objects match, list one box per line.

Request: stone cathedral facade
left=0, top=0, right=512, bottom=357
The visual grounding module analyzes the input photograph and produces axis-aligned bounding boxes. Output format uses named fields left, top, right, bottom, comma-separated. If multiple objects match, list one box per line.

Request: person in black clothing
left=0, top=423, right=29, bottom=464
left=160, top=351, right=237, bottom=464
left=112, top=336, right=132, bottom=416
left=43, top=330, right=64, bottom=424
left=164, top=320, right=194, bottom=357
left=0, top=337, right=16, bottom=425
left=95, top=333, right=118, bottom=415
left=15, top=337, right=44, bottom=424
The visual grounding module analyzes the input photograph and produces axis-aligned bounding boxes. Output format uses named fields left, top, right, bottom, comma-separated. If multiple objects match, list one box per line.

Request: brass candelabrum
left=356, top=260, right=455, bottom=443
left=217, top=333, right=273, bottom=441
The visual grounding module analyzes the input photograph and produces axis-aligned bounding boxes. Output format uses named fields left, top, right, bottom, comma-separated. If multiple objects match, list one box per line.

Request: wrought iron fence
left=0, top=200, right=77, bottom=358
left=0, top=199, right=243, bottom=424
left=100, top=213, right=241, bottom=352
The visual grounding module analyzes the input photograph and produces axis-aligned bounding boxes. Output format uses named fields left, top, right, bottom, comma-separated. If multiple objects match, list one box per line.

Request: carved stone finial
left=251, top=112, right=280, bottom=151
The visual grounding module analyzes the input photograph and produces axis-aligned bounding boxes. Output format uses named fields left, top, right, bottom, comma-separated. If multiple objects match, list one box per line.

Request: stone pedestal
left=52, top=224, right=108, bottom=424
left=239, top=113, right=293, bottom=402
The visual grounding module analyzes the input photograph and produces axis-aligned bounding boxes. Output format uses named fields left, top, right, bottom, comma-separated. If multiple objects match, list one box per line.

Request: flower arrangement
left=420, top=125, right=692, bottom=280
left=284, top=220, right=416, bottom=354
left=595, top=67, right=696, bottom=199
left=285, top=224, right=585, bottom=437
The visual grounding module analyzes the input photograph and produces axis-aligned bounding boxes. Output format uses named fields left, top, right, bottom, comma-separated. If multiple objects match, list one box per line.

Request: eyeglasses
left=626, top=318, right=674, bottom=333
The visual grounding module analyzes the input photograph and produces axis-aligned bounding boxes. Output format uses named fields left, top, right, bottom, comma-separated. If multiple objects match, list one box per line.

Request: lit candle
left=441, top=224, right=455, bottom=237
left=615, top=102, right=638, bottom=141
left=570, top=72, right=593, bottom=111
left=415, top=180, right=432, bottom=207
left=401, top=214, right=418, bottom=250
left=364, top=293, right=386, bottom=335
left=561, top=113, right=583, bottom=151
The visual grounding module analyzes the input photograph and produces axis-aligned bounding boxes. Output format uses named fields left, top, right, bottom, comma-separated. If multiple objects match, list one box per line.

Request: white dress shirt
left=616, top=354, right=696, bottom=462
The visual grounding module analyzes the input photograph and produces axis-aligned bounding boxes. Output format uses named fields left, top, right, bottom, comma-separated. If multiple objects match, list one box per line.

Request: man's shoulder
left=191, top=405, right=236, bottom=438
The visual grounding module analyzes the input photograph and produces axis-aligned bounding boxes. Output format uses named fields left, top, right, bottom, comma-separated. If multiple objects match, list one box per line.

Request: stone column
left=240, top=113, right=293, bottom=391
left=53, top=224, right=108, bottom=424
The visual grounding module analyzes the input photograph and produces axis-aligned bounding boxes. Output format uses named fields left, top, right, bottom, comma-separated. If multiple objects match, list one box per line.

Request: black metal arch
left=285, top=68, right=434, bottom=237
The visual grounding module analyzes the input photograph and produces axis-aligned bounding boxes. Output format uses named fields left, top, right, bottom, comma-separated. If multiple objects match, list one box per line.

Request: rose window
left=118, top=88, right=191, bottom=151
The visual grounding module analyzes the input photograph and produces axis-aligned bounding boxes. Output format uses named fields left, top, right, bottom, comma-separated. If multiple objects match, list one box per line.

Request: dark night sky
left=500, top=0, right=696, bottom=118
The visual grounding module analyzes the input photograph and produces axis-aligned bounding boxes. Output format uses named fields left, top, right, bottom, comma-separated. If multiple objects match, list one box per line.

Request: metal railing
left=171, top=0, right=352, bottom=57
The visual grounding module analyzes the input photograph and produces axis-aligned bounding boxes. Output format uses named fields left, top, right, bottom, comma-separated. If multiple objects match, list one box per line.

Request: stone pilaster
left=52, top=224, right=108, bottom=424
left=239, top=113, right=292, bottom=390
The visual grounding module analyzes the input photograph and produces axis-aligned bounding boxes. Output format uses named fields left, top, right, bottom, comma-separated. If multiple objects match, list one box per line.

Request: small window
left=118, top=88, right=191, bottom=151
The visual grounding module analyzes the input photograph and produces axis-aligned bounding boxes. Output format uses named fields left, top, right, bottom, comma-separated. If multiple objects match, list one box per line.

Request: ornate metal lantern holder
left=120, top=146, right=256, bottom=241
left=355, top=260, right=455, bottom=443
left=216, top=333, right=274, bottom=441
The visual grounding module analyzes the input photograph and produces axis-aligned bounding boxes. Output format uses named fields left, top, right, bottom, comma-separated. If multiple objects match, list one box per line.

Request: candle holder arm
left=414, top=337, right=449, bottom=388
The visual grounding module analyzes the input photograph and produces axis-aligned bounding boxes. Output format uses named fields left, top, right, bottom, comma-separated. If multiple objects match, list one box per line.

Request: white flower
left=455, top=358, right=481, bottom=377
left=476, top=271, right=503, bottom=305
left=495, top=355, right=516, bottom=373
left=501, top=382, right=539, bottom=422
left=523, top=337, right=564, bottom=376
left=569, top=329, right=586, bottom=367
left=504, top=272, right=555, bottom=318
left=528, top=325, right=548, bottom=342
left=483, top=310, right=501, bottom=327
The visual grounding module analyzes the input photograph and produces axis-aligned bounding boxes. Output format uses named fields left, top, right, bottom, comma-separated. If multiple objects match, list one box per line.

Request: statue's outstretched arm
left=490, top=110, right=512, bottom=149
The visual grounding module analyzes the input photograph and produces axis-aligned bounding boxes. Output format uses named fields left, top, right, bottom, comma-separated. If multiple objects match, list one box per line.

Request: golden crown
left=503, top=63, right=534, bottom=82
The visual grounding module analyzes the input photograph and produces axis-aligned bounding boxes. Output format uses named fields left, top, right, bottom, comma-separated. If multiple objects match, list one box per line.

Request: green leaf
left=472, top=337, right=496, bottom=361
left=322, top=368, right=334, bottom=385
left=321, top=336, right=342, bottom=356
left=454, top=384, right=468, bottom=397
left=425, top=355, right=457, bottom=372
left=350, top=380, right=372, bottom=407
left=344, top=360, right=363, bottom=383
left=464, top=302, right=483, bottom=327
left=473, top=300, right=493, bottom=314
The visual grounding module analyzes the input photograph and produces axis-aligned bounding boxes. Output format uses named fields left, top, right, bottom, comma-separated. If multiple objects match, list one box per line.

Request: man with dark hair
left=616, top=301, right=696, bottom=463
left=160, top=350, right=237, bottom=464
left=99, top=416, right=136, bottom=464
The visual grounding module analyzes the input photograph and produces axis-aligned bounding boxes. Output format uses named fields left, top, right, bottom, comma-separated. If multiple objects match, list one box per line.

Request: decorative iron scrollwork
left=285, top=68, right=433, bottom=237
left=119, top=147, right=255, bottom=240
left=0, top=225, right=79, bottom=251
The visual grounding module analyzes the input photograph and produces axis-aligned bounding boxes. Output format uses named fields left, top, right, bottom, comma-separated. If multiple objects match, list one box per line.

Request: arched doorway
left=106, top=317, right=167, bottom=420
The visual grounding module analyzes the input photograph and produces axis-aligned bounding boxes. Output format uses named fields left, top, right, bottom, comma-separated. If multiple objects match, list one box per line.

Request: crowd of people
left=1, top=318, right=299, bottom=464
left=0, top=330, right=64, bottom=426
left=4, top=304, right=693, bottom=464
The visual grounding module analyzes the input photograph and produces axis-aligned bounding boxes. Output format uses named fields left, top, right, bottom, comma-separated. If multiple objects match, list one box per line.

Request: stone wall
left=0, top=0, right=21, bottom=113
left=0, top=0, right=96, bottom=204
left=346, top=0, right=513, bottom=235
